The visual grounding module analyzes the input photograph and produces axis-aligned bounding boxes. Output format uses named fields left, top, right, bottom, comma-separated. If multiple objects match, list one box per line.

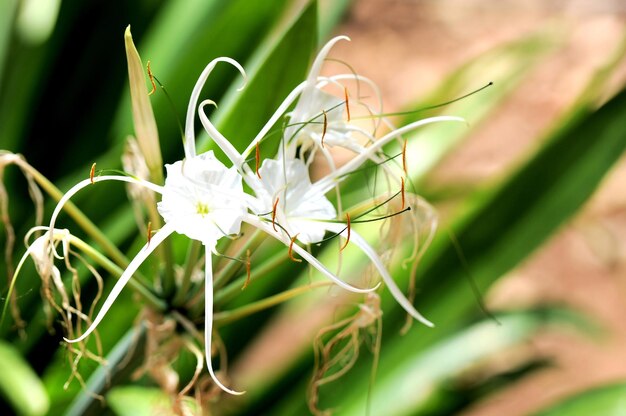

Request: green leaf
left=0, top=0, right=18, bottom=93
left=339, top=310, right=585, bottom=416
left=199, top=0, right=318, bottom=152
left=107, top=386, right=199, bottom=416
left=63, top=326, right=146, bottom=416
left=0, top=340, right=49, bottom=416
left=534, top=382, right=626, bottom=416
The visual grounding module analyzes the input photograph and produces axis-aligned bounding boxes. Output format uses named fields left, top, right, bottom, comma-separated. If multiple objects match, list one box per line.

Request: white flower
left=252, top=157, right=336, bottom=245
left=157, top=151, right=246, bottom=252
left=51, top=55, right=379, bottom=396
left=35, top=34, right=465, bottom=398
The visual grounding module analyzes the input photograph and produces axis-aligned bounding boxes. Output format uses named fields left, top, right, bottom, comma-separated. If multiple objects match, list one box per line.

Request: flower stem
left=214, top=249, right=289, bottom=305
left=213, top=281, right=332, bottom=326
left=213, top=228, right=264, bottom=289
left=172, top=240, right=203, bottom=306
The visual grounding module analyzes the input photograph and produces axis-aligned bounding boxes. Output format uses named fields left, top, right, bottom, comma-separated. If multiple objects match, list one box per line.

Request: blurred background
left=331, top=1, right=626, bottom=415
left=1, top=0, right=626, bottom=415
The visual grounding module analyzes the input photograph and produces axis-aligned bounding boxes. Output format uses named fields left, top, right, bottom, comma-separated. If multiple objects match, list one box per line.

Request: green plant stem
left=214, top=249, right=289, bottom=305
left=213, top=228, right=265, bottom=289
left=213, top=281, right=332, bottom=326
left=68, top=234, right=166, bottom=311
left=172, top=240, right=203, bottom=306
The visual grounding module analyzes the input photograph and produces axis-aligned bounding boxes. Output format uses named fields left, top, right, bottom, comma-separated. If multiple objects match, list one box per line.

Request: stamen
left=401, top=177, right=405, bottom=210
left=255, top=142, right=261, bottom=179
left=272, top=197, right=280, bottom=232
left=340, top=213, right=351, bottom=252
left=402, top=139, right=407, bottom=174
left=146, top=61, right=156, bottom=96
left=321, top=110, right=328, bottom=148
left=146, top=221, right=152, bottom=245
left=288, top=235, right=302, bottom=263
left=344, top=86, right=351, bottom=122
left=89, top=163, right=96, bottom=184
left=242, top=249, right=251, bottom=290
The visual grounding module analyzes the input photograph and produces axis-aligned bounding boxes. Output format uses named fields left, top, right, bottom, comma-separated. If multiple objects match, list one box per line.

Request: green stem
left=172, top=240, right=203, bottom=306
left=214, top=249, right=289, bottom=305
left=213, top=281, right=332, bottom=326
left=213, top=228, right=265, bottom=289
left=69, top=235, right=166, bottom=311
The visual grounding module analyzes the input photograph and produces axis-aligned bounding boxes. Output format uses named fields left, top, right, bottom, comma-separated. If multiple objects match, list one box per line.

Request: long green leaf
left=534, top=382, right=626, bottom=416
left=0, top=340, right=49, bottom=416
left=340, top=310, right=586, bottom=416
left=107, top=386, right=199, bottom=416
left=198, top=0, right=318, bottom=152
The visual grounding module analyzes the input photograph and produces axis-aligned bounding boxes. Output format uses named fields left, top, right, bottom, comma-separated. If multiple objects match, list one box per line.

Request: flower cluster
left=34, top=36, right=463, bottom=395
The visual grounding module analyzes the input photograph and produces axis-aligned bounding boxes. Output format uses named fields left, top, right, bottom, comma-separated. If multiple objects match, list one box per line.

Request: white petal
left=49, top=175, right=163, bottom=259
left=315, top=116, right=466, bottom=193
left=204, top=251, right=245, bottom=395
left=324, top=222, right=434, bottom=327
left=243, top=214, right=377, bottom=294
left=64, top=223, right=175, bottom=343
left=185, top=57, right=247, bottom=159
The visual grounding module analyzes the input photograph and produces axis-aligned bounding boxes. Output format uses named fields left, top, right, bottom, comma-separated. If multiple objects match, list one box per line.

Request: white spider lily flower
left=48, top=150, right=248, bottom=395
left=239, top=36, right=363, bottom=166
left=197, top=104, right=378, bottom=294
left=252, top=157, right=336, bottom=245
left=247, top=157, right=435, bottom=327
left=52, top=54, right=379, bottom=396
left=193, top=46, right=462, bottom=331
left=285, top=89, right=356, bottom=156
left=282, top=37, right=356, bottom=157
left=157, top=151, right=247, bottom=252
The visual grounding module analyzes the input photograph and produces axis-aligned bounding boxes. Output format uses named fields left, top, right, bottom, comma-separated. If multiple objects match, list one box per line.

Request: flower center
left=196, top=201, right=210, bottom=217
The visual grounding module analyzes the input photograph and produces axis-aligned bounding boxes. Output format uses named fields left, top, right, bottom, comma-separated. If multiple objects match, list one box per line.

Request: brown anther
left=146, top=221, right=152, bottom=245
left=255, top=142, right=262, bottom=179
left=288, top=234, right=302, bottom=263
left=344, top=86, right=351, bottom=122
left=401, top=177, right=406, bottom=210
left=242, top=249, right=252, bottom=290
left=272, top=197, right=280, bottom=232
left=340, top=213, right=351, bottom=252
left=147, top=61, right=156, bottom=96
left=402, top=139, right=408, bottom=174
left=90, top=163, right=96, bottom=184
left=321, top=110, right=328, bottom=148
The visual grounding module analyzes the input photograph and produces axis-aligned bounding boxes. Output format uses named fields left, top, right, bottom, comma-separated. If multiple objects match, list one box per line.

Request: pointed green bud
left=124, top=25, right=163, bottom=184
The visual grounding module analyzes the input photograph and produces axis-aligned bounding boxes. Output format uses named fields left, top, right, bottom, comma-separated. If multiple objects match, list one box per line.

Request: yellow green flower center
left=196, top=201, right=210, bottom=217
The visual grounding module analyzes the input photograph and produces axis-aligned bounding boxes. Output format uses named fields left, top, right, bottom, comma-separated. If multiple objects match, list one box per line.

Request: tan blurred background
left=328, top=1, right=626, bottom=414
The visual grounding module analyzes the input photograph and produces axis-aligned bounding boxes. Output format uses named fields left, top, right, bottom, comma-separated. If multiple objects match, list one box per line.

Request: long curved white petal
left=305, top=36, right=350, bottom=89
left=325, top=222, right=434, bottom=327
left=243, top=214, right=379, bottom=294
left=315, top=116, right=466, bottom=193
left=185, top=57, right=247, bottom=159
left=241, top=80, right=308, bottom=162
left=48, top=175, right=164, bottom=259
left=64, top=223, right=175, bottom=344
left=204, top=251, right=245, bottom=395
left=198, top=100, right=243, bottom=167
